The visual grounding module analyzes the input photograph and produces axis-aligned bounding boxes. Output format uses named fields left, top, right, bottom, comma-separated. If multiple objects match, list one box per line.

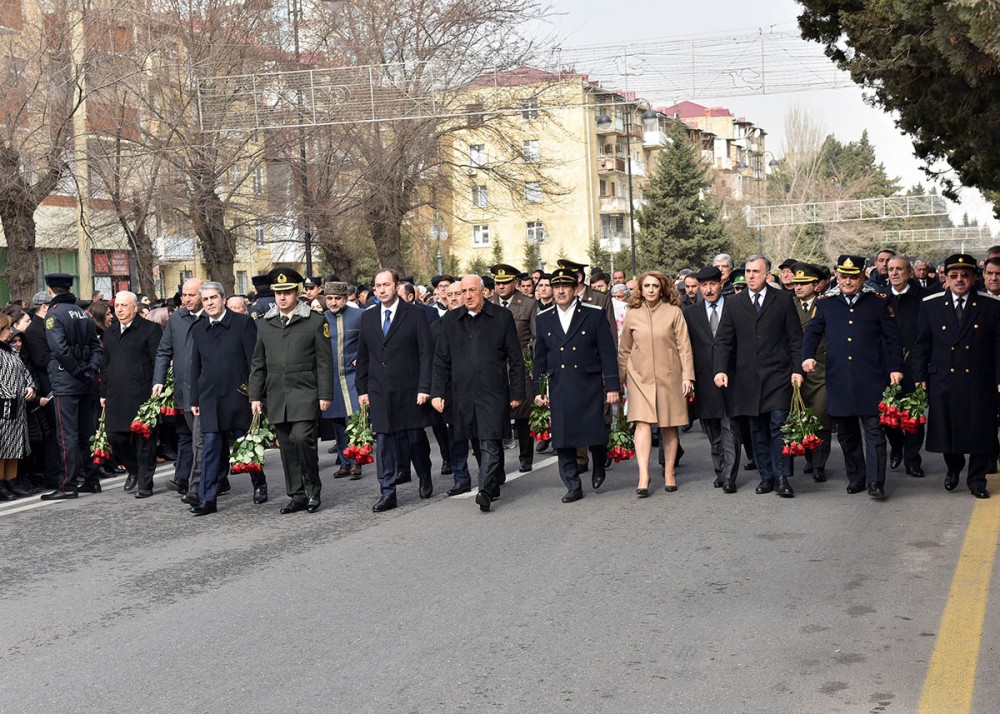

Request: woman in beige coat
left=618, top=271, right=694, bottom=496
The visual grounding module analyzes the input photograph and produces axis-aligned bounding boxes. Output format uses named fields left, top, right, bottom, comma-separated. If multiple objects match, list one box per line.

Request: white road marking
left=453, top=455, right=559, bottom=498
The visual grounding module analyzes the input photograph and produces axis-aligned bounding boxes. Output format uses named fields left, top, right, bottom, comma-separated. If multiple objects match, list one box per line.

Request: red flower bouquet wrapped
left=344, top=403, right=375, bottom=465
left=781, top=383, right=823, bottom=456
left=607, top=404, right=635, bottom=462
left=229, top=411, right=278, bottom=474
left=90, top=406, right=112, bottom=465
left=158, top=368, right=180, bottom=417
left=878, top=384, right=927, bottom=434
left=130, top=397, right=160, bottom=439
left=529, top=374, right=551, bottom=442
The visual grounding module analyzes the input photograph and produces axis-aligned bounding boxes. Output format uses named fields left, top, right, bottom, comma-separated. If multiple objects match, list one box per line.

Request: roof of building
left=659, top=101, right=734, bottom=119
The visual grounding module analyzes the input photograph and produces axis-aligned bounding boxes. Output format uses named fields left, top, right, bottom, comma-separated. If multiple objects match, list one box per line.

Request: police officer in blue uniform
left=533, top=268, right=620, bottom=503
left=912, top=253, right=1000, bottom=498
left=248, top=274, right=275, bottom=321
left=802, top=255, right=904, bottom=498
left=40, top=273, right=105, bottom=500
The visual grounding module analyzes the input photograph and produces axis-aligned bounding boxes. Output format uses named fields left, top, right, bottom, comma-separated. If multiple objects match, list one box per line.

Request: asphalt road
left=1, top=427, right=996, bottom=713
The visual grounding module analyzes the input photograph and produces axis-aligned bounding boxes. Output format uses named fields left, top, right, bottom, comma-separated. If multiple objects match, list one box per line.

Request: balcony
left=595, top=115, right=625, bottom=135
left=599, top=196, right=630, bottom=214
left=156, top=236, right=195, bottom=261
left=597, top=156, right=626, bottom=173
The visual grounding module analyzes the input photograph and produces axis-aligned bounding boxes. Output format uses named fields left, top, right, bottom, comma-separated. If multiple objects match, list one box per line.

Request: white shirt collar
left=749, top=285, right=767, bottom=301
left=891, top=284, right=910, bottom=296
left=210, top=309, right=228, bottom=325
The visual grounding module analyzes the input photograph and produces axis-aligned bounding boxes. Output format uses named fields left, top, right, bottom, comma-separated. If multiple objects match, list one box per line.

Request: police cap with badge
left=550, top=268, right=577, bottom=286
left=269, top=266, right=304, bottom=292
left=943, top=253, right=978, bottom=273
left=790, top=263, right=823, bottom=283
left=490, top=264, right=520, bottom=284
left=835, top=255, right=865, bottom=276
left=556, top=259, right=587, bottom=277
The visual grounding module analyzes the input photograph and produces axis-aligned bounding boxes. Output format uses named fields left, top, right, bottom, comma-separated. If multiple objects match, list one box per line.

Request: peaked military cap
left=268, top=266, right=304, bottom=291
left=490, top=264, right=520, bottom=283
left=481, top=275, right=495, bottom=290
left=556, top=259, right=588, bottom=274
left=302, top=275, right=322, bottom=289
left=944, top=253, right=977, bottom=272
left=550, top=268, right=577, bottom=286
left=730, top=268, right=747, bottom=286
left=836, top=255, right=865, bottom=276
left=790, top=262, right=822, bottom=283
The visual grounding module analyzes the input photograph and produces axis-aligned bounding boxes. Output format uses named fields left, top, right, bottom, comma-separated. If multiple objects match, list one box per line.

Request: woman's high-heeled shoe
left=635, top=487, right=649, bottom=498
left=664, top=484, right=678, bottom=492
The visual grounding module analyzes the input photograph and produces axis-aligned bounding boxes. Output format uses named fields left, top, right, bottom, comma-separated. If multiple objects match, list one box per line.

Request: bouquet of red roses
left=90, top=406, right=112, bottom=465
left=781, top=383, right=823, bottom=456
left=343, top=402, right=375, bottom=465
left=130, top=396, right=160, bottom=439
left=607, top=403, right=635, bottom=462
left=529, top=374, right=551, bottom=442
left=878, top=384, right=927, bottom=434
left=229, top=411, right=278, bottom=474
left=158, top=368, right=180, bottom=417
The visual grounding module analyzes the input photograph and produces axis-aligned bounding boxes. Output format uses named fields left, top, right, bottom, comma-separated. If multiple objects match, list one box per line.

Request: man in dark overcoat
left=714, top=255, right=803, bottom=498
left=885, top=255, right=928, bottom=477
left=489, top=263, right=536, bottom=473
left=249, top=268, right=334, bottom=514
left=684, top=266, right=741, bottom=493
left=912, top=253, right=1000, bottom=498
left=533, top=268, right=619, bottom=503
left=791, top=263, right=832, bottom=482
left=100, top=291, right=162, bottom=498
left=803, top=256, right=904, bottom=499
left=21, top=291, right=57, bottom=489
left=320, top=281, right=364, bottom=479
left=432, top=275, right=525, bottom=512
left=355, top=268, right=435, bottom=512
left=190, top=282, right=262, bottom=515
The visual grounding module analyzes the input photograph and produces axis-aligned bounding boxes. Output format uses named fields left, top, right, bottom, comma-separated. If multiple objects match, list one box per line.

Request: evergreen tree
left=636, top=125, right=727, bottom=272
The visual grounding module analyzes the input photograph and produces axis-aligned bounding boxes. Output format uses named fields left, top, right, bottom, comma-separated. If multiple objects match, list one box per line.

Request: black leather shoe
left=306, top=497, right=321, bottom=513
left=165, top=479, right=187, bottom=495
left=418, top=477, right=433, bottom=499
left=135, top=490, right=153, bottom=499
left=944, top=472, right=960, bottom=491
left=635, top=487, right=649, bottom=498
left=906, top=465, right=925, bottom=478
left=253, top=487, right=268, bottom=504
left=181, top=493, right=200, bottom=507
left=681, top=423, right=692, bottom=433
left=971, top=487, right=990, bottom=499
left=394, top=474, right=412, bottom=485
left=123, top=474, right=138, bottom=492
left=591, top=463, right=606, bottom=490
left=279, top=500, right=307, bottom=514
left=372, top=496, right=397, bottom=512
left=475, top=490, right=492, bottom=512
left=745, top=460, right=757, bottom=471
left=713, top=477, right=724, bottom=488
left=218, top=477, right=231, bottom=495
left=775, top=477, right=794, bottom=498
left=40, top=488, right=78, bottom=500
left=812, top=468, right=827, bottom=483
left=78, top=481, right=102, bottom=494
left=561, top=490, right=584, bottom=503
left=846, top=483, right=866, bottom=494
left=578, top=462, right=589, bottom=473
left=519, top=461, right=533, bottom=473
left=192, top=500, right=217, bottom=516
left=664, top=483, right=678, bottom=492
left=537, top=439, right=550, bottom=453
left=722, top=480, right=738, bottom=494
left=889, top=451, right=903, bottom=469
left=868, top=484, right=886, bottom=499
left=440, top=463, right=453, bottom=476
left=755, top=480, right=774, bottom=495
left=8, top=478, right=32, bottom=497
left=446, top=485, right=471, bottom=496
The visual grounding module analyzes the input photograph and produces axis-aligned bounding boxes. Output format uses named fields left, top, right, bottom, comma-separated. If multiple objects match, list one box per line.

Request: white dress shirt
left=556, top=299, right=576, bottom=334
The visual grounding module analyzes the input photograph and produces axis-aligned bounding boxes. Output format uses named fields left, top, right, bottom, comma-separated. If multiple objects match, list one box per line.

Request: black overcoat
left=21, top=313, right=52, bottom=396
left=190, top=311, right=257, bottom=433
left=533, top=300, right=620, bottom=448
left=355, top=299, right=433, bottom=433
left=99, top=316, right=163, bottom=432
left=431, top=301, right=525, bottom=441
left=713, top=288, right=802, bottom=417
left=912, top=291, right=1000, bottom=454
left=683, top=301, right=735, bottom=420
left=887, top=282, right=926, bottom=392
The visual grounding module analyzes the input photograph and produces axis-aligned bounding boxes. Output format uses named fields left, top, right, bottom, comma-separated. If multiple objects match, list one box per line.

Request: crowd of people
left=1, top=244, right=998, bottom=512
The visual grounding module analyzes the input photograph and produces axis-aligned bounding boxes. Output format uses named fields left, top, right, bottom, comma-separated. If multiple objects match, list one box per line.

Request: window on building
left=254, top=219, right=266, bottom=247
left=231, top=163, right=244, bottom=189
left=472, top=224, right=490, bottom=247
left=526, top=221, right=546, bottom=244
left=521, top=98, right=538, bottom=121
left=466, top=103, right=484, bottom=128
left=601, top=215, right=625, bottom=240
left=525, top=181, right=542, bottom=204
left=522, top=139, right=540, bottom=163
left=180, top=269, right=194, bottom=283
left=469, top=144, right=486, bottom=168
left=471, top=185, right=488, bottom=208
left=236, top=271, right=248, bottom=295
left=252, top=166, right=264, bottom=194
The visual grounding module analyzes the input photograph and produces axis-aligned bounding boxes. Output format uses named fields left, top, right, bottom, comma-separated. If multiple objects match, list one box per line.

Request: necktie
left=382, top=310, right=391, bottom=336
left=753, top=293, right=761, bottom=313
left=501, top=300, right=509, bottom=309
left=709, top=303, right=719, bottom=337
left=802, top=301, right=810, bottom=313
left=956, top=297, right=965, bottom=323
left=847, top=296, right=855, bottom=307
left=281, top=315, right=289, bottom=326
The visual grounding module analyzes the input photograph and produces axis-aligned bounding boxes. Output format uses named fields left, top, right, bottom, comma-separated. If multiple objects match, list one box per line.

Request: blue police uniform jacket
left=802, top=290, right=902, bottom=417
left=321, top=305, right=363, bottom=420
left=533, top=299, right=619, bottom=448
left=45, top=292, right=104, bottom=396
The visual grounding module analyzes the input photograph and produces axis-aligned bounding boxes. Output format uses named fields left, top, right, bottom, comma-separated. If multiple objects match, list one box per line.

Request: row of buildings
left=0, top=1, right=773, bottom=301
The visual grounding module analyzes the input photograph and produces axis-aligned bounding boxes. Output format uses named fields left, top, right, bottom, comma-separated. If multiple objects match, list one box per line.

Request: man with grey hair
left=226, top=295, right=249, bottom=314
left=153, top=277, right=208, bottom=504
left=713, top=253, right=735, bottom=295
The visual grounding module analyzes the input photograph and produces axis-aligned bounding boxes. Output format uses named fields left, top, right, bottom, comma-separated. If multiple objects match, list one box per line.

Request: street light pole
left=291, top=0, right=313, bottom=277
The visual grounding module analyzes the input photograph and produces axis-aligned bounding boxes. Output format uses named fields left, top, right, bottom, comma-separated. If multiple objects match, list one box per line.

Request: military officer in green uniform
left=791, top=263, right=832, bottom=481
left=249, top=267, right=335, bottom=513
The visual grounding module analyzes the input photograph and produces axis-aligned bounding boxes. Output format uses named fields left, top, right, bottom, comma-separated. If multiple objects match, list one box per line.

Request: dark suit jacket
left=887, top=282, right=926, bottom=389
left=100, top=316, right=163, bottom=432
left=432, top=300, right=525, bottom=441
left=21, top=313, right=52, bottom=396
left=355, top=299, right=433, bottom=433
left=683, top=300, right=734, bottom=420
left=490, top=291, right=536, bottom=417
left=714, top=287, right=802, bottom=417
left=190, top=310, right=257, bottom=433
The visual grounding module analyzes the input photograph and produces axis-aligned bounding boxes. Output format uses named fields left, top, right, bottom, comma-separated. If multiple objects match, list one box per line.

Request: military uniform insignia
left=45, top=317, right=54, bottom=329
left=276, top=272, right=288, bottom=284
left=251, top=312, right=259, bottom=320
left=323, top=323, right=331, bottom=338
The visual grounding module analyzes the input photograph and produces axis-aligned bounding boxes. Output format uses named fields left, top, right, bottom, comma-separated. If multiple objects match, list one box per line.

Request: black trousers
left=515, top=418, right=533, bottom=465
left=478, top=439, right=504, bottom=497
left=274, top=420, right=320, bottom=503
left=836, top=415, right=886, bottom=488
left=557, top=445, right=605, bottom=494
left=431, top=422, right=451, bottom=465
left=943, top=453, right=991, bottom=491
left=376, top=429, right=432, bottom=498
left=53, top=393, right=99, bottom=491
left=885, top=423, right=924, bottom=469
left=108, top=430, right=157, bottom=492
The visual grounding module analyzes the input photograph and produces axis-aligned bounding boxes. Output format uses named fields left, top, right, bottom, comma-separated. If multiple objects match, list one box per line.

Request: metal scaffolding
left=744, top=195, right=951, bottom=228
left=881, top=226, right=995, bottom=252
